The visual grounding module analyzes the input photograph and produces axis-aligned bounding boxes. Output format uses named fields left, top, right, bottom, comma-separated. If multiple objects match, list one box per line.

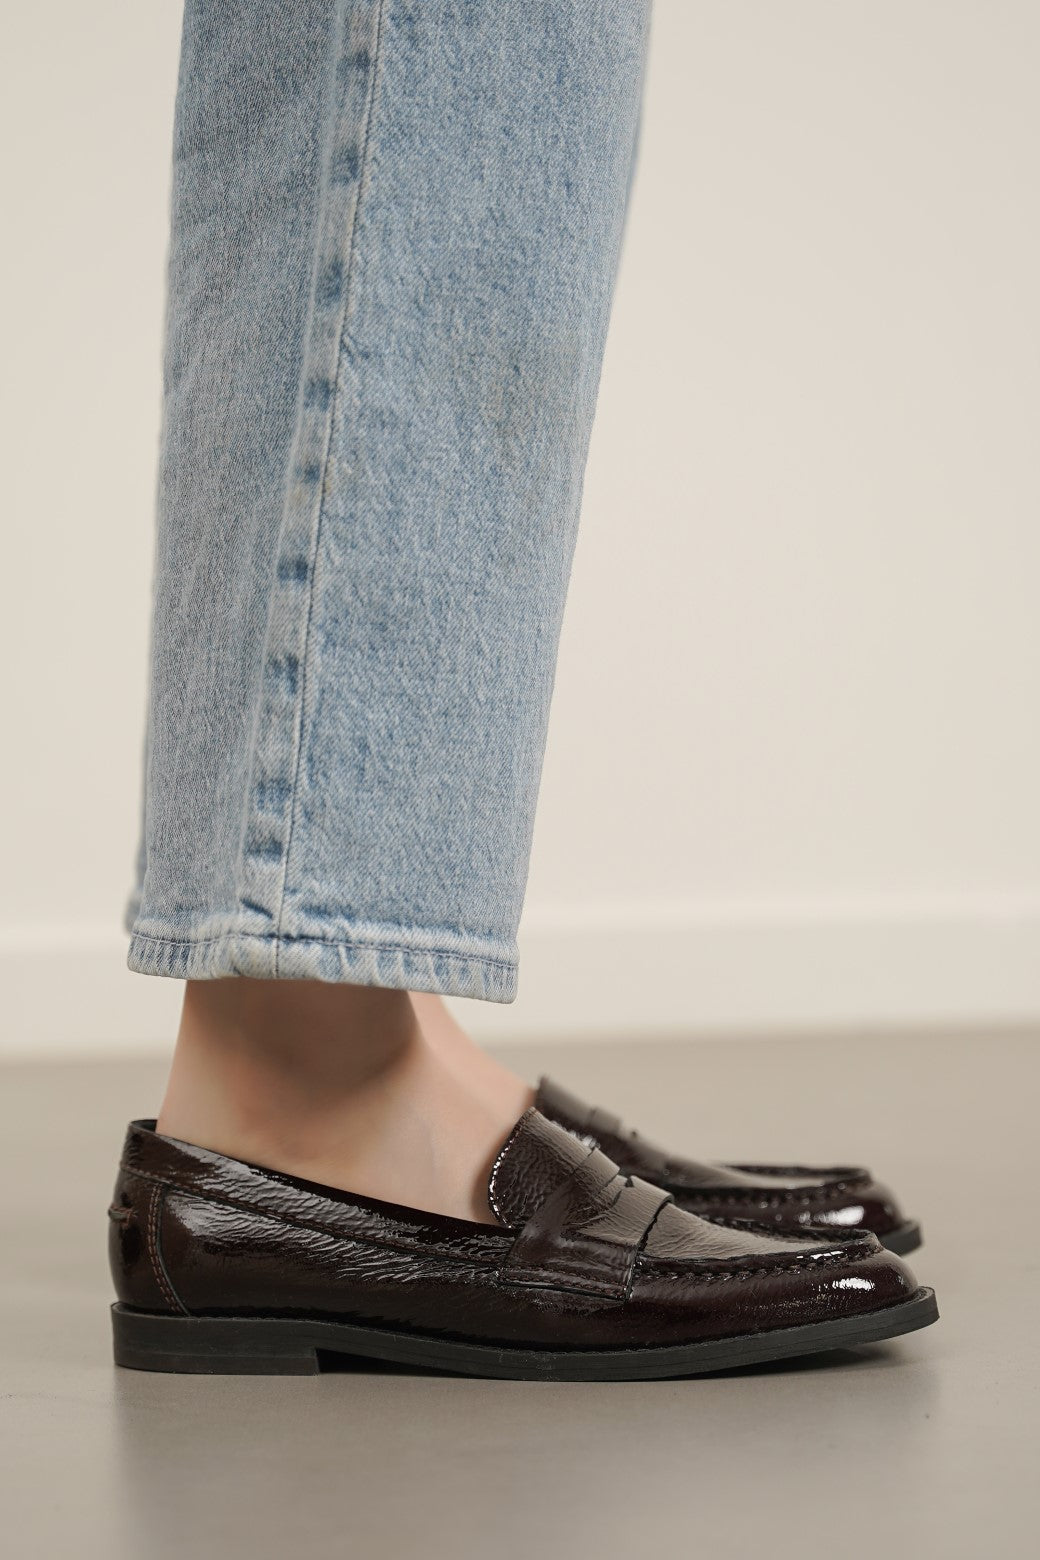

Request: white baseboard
left=3, top=896, right=1040, bottom=1058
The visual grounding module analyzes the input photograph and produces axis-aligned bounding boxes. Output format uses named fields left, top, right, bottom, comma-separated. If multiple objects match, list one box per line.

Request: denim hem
left=126, top=926, right=518, bottom=1003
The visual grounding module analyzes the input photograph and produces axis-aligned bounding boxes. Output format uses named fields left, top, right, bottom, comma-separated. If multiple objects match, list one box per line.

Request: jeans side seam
left=275, top=0, right=390, bottom=972
left=233, top=1, right=389, bottom=974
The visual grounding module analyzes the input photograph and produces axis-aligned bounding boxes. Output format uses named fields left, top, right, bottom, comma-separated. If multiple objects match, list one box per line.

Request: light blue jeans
left=128, top=0, right=651, bottom=1002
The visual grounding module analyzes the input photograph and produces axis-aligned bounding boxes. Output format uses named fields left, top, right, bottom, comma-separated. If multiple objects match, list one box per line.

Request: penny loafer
left=535, top=1078, right=923, bottom=1255
left=109, top=1109, right=936, bottom=1380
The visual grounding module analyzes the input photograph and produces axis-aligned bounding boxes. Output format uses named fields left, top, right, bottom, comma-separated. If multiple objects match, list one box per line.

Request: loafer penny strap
left=501, top=1147, right=672, bottom=1301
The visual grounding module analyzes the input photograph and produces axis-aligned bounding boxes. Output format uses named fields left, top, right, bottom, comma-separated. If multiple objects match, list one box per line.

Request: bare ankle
left=156, top=978, right=525, bottom=1223
left=411, top=990, right=533, bottom=1116
left=159, top=978, right=417, bottom=1150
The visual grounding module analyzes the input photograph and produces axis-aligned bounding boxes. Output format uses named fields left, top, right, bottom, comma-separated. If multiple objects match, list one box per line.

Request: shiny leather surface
left=110, top=1109, right=918, bottom=1350
left=535, top=1077, right=910, bottom=1239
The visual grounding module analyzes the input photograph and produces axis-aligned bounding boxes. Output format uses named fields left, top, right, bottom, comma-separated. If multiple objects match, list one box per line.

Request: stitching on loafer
left=146, top=1184, right=189, bottom=1314
left=676, top=1185, right=870, bottom=1209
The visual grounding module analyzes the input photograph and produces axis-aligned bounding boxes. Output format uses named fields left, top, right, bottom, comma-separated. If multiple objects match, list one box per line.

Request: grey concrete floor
left=1, top=1030, right=1037, bottom=1559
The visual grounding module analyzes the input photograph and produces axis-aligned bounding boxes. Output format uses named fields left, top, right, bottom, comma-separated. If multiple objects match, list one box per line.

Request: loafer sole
left=879, top=1220, right=923, bottom=1256
left=111, top=1287, right=938, bottom=1382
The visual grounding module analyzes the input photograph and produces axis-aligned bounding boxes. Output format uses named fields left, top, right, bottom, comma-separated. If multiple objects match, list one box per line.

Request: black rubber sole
left=111, top=1287, right=938, bottom=1382
left=879, top=1221, right=923, bottom=1256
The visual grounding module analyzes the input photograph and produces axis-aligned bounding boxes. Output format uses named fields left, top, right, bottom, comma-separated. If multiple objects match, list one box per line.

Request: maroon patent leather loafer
left=109, top=1109, right=936, bottom=1380
left=535, top=1079, right=922, bottom=1254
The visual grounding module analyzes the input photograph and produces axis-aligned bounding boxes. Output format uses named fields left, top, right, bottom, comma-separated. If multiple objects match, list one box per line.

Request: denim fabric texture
left=128, top=0, right=651, bottom=1001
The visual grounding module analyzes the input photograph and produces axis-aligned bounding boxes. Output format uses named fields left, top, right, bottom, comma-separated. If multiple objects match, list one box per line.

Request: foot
left=157, top=979, right=532, bottom=1224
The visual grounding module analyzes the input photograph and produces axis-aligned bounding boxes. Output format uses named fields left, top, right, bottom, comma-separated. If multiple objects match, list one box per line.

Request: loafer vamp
left=672, top=1167, right=906, bottom=1241
left=534, top=1076, right=910, bottom=1242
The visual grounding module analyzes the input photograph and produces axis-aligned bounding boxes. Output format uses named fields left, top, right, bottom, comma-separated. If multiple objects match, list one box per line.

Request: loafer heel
left=111, top=1306, right=321, bottom=1376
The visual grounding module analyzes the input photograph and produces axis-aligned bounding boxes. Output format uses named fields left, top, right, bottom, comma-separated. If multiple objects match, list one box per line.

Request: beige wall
left=3, top=2, right=1039, bottom=1053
